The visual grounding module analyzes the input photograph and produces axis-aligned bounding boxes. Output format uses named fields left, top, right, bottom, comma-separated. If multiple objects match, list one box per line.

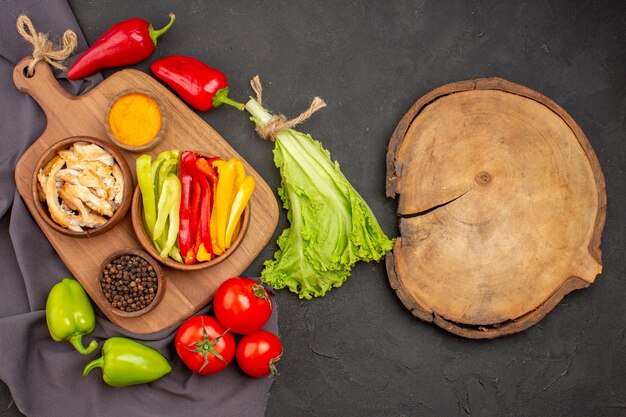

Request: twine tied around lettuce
left=249, top=75, right=326, bottom=140
left=16, top=15, right=77, bottom=76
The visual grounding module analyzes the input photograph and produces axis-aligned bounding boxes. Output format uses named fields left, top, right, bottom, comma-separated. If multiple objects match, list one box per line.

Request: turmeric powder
left=108, top=93, right=162, bottom=147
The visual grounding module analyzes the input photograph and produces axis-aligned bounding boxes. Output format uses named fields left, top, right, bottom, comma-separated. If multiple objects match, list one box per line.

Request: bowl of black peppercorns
left=98, top=248, right=166, bottom=318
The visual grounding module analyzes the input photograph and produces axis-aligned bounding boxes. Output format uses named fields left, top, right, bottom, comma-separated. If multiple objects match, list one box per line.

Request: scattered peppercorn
left=101, top=254, right=157, bottom=312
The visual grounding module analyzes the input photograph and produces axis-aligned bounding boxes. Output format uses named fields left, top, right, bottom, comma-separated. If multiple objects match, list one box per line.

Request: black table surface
left=2, top=1, right=625, bottom=416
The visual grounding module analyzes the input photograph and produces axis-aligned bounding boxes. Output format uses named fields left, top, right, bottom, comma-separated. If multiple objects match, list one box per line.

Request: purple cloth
left=0, top=1, right=277, bottom=416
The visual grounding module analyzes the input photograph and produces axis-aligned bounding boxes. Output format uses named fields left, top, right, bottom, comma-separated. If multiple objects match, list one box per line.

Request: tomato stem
left=252, top=284, right=272, bottom=307
left=268, top=355, right=281, bottom=376
left=185, top=317, right=229, bottom=372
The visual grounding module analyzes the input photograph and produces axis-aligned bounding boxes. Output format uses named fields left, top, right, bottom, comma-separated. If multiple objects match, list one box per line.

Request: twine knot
left=250, top=75, right=326, bottom=140
left=16, top=15, right=77, bottom=76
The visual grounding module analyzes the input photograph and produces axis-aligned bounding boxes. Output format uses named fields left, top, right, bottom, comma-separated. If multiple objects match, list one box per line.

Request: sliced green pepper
left=170, top=244, right=183, bottom=263
left=46, top=278, right=98, bottom=355
left=151, top=150, right=179, bottom=252
left=158, top=174, right=181, bottom=258
left=153, top=174, right=179, bottom=241
left=137, top=154, right=157, bottom=238
left=83, top=337, right=171, bottom=386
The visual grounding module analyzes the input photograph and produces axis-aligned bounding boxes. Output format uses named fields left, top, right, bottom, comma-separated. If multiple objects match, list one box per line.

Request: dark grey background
left=2, top=1, right=625, bottom=416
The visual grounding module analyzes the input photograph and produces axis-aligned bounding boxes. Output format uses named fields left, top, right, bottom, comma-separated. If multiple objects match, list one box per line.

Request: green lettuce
left=245, top=99, right=393, bottom=299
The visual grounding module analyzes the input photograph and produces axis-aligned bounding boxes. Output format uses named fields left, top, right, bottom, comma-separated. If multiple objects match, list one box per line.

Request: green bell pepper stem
left=83, top=337, right=171, bottom=387
left=137, top=155, right=157, bottom=237
left=82, top=356, right=104, bottom=376
left=68, top=334, right=98, bottom=355
left=46, top=278, right=98, bottom=355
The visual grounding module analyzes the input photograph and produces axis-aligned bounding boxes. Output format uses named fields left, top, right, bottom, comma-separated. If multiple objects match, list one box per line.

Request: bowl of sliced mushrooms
left=32, top=136, right=133, bottom=237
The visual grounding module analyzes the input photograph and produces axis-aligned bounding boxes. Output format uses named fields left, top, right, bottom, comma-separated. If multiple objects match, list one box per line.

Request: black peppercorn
left=100, top=253, right=158, bottom=312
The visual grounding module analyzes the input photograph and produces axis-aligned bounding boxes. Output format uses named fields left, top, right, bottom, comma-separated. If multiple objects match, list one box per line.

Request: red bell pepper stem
left=150, top=13, right=176, bottom=45
left=213, top=88, right=245, bottom=110
left=67, top=13, right=176, bottom=80
left=178, top=151, right=196, bottom=264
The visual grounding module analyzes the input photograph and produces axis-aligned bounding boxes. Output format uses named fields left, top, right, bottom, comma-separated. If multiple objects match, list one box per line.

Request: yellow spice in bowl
left=108, top=93, right=162, bottom=147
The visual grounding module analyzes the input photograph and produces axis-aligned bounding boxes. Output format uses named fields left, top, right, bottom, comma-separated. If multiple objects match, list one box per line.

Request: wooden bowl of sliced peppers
left=131, top=149, right=253, bottom=271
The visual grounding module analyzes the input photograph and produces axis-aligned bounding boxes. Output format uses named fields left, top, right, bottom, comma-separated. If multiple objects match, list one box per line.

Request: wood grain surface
left=386, top=77, right=606, bottom=339
left=13, top=58, right=279, bottom=334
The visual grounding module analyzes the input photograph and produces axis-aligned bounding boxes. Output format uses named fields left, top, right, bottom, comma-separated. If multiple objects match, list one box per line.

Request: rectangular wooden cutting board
left=13, top=58, right=279, bottom=334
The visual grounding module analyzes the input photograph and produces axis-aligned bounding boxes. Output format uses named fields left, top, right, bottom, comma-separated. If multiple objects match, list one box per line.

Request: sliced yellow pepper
left=210, top=205, right=223, bottom=256
left=215, top=159, right=237, bottom=251
left=224, top=176, right=255, bottom=249
left=232, top=159, right=246, bottom=196
left=196, top=243, right=212, bottom=262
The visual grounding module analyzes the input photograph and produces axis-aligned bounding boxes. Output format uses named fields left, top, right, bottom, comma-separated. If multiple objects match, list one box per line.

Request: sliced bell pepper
left=197, top=157, right=223, bottom=255
left=232, top=159, right=246, bottom=196
left=215, top=159, right=237, bottom=251
left=136, top=154, right=156, bottom=237
left=194, top=156, right=219, bottom=261
left=155, top=158, right=179, bottom=251
left=170, top=244, right=183, bottom=263
left=185, top=180, right=202, bottom=264
left=154, top=174, right=180, bottom=243
left=195, top=157, right=219, bottom=184
left=160, top=174, right=181, bottom=258
left=190, top=163, right=213, bottom=262
left=210, top=192, right=223, bottom=256
left=224, top=176, right=255, bottom=248
left=212, top=159, right=226, bottom=169
left=178, top=151, right=196, bottom=264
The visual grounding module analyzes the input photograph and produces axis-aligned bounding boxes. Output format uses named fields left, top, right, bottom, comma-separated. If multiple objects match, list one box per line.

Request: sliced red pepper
left=185, top=180, right=202, bottom=264
left=190, top=163, right=213, bottom=262
left=178, top=151, right=197, bottom=264
left=196, top=157, right=222, bottom=255
left=196, top=157, right=219, bottom=184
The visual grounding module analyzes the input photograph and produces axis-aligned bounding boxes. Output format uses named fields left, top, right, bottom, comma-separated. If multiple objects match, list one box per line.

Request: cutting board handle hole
left=22, top=66, right=34, bottom=78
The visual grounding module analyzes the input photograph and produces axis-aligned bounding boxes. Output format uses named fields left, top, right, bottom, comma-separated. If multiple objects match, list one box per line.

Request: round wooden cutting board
left=385, top=78, right=606, bottom=339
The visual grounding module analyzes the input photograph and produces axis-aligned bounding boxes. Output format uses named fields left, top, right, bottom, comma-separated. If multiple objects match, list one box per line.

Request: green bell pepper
left=83, top=337, right=172, bottom=386
left=45, top=278, right=98, bottom=355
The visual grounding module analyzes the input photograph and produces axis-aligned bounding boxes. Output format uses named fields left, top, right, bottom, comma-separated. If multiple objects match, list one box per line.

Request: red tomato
left=175, top=315, right=235, bottom=375
left=214, top=278, right=272, bottom=335
left=236, top=330, right=283, bottom=378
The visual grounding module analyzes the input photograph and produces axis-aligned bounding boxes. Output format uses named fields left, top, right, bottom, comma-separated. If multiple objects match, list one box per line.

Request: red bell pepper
left=67, top=13, right=175, bottom=80
left=178, top=151, right=196, bottom=264
left=150, top=56, right=244, bottom=112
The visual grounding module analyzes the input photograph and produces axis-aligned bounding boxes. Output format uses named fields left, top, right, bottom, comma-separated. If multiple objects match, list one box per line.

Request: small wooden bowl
left=131, top=184, right=251, bottom=271
left=97, top=248, right=166, bottom=318
left=31, top=136, right=133, bottom=238
left=105, top=89, right=166, bottom=153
